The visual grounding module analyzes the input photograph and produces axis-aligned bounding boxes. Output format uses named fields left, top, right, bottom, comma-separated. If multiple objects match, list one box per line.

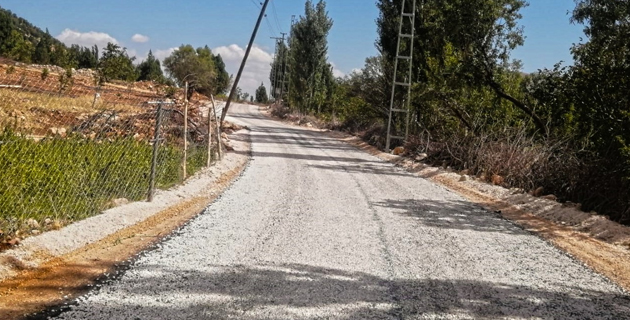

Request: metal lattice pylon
left=385, top=0, right=417, bottom=152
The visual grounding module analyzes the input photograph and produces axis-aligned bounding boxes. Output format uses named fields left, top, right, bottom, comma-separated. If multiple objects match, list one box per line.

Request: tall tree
left=255, top=82, right=269, bottom=104
left=97, top=42, right=137, bottom=83
left=213, top=54, right=230, bottom=95
left=137, top=50, right=164, bottom=82
left=163, top=44, right=216, bottom=99
left=288, top=0, right=334, bottom=113
left=570, top=0, right=630, bottom=164
left=33, top=34, right=51, bottom=64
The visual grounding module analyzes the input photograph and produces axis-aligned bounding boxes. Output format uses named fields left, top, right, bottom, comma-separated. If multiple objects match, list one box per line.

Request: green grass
left=0, top=129, right=208, bottom=236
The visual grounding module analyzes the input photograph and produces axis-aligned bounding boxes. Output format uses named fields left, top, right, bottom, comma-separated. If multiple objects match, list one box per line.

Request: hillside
left=0, top=6, right=63, bottom=47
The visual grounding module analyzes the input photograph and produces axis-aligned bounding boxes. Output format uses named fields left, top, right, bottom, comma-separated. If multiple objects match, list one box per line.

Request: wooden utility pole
left=220, top=0, right=270, bottom=125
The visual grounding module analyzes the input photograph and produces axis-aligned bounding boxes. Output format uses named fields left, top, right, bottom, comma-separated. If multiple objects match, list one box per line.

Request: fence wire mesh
left=0, top=62, right=222, bottom=240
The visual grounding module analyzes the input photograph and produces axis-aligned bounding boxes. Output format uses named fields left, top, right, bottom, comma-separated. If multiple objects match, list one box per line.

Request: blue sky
left=1, top=0, right=584, bottom=94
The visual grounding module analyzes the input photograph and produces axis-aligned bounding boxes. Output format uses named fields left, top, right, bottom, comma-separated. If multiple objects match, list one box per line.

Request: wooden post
left=182, top=82, right=188, bottom=181
left=207, top=96, right=213, bottom=167
left=212, top=95, right=222, bottom=161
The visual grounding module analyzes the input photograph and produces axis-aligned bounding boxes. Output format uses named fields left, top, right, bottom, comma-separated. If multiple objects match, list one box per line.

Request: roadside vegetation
left=269, top=0, right=630, bottom=224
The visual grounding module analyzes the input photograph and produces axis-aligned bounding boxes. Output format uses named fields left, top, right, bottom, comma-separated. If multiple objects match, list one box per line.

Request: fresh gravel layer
left=51, top=104, right=630, bottom=319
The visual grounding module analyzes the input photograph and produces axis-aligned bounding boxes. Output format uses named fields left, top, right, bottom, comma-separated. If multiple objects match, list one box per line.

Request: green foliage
left=97, top=43, right=137, bottom=83
left=137, top=50, right=165, bottom=82
left=288, top=0, right=334, bottom=113
left=58, top=68, right=74, bottom=94
left=163, top=45, right=220, bottom=99
left=255, top=83, right=269, bottom=104
left=213, top=54, right=230, bottom=95
left=69, top=44, right=98, bottom=69
left=40, top=67, right=49, bottom=80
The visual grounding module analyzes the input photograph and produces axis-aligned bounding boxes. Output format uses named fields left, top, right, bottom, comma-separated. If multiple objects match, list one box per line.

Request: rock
left=541, top=194, right=558, bottom=201
left=533, top=186, right=545, bottom=197
left=224, top=142, right=235, bottom=151
left=491, top=174, right=504, bottom=185
left=31, top=229, right=40, bottom=235
left=26, top=218, right=40, bottom=229
left=415, top=153, right=428, bottom=161
left=460, top=169, right=470, bottom=175
left=392, top=146, right=405, bottom=155
left=221, top=132, right=229, bottom=141
left=44, top=218, right=52, bottom=225
left=8, top=238, right=20, bottom=246
left=111, top=198, right=129, bottom=207
left=306, top=123, right=313, bottom=128
left=562, top=201, right=582, bottom=210
left=459, top=175, right=469, bottom=182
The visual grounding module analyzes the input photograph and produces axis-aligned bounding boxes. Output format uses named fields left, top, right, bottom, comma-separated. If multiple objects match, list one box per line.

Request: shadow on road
left=47, top=263, right=630, bottom=319
left=373, top=198, right=527, bottom=235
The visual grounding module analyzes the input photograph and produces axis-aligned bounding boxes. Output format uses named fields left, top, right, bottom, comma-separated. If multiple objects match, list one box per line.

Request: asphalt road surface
left=52, top=104, right=630, bottom=319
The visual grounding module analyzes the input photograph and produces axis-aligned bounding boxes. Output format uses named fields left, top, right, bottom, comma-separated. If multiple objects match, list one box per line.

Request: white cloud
left=214, top=44, right=273, bottom=96
left=154, top=47, right=177, bottom=62
left=329, top=61, right=346, bottom=78
left=131, top=34, right=150, bottom=43
left=56, top=29, right=118, bottom=49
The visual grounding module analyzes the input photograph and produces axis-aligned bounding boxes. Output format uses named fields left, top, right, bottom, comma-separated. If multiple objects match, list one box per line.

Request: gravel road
left=51, top=104, right=630, bottom=319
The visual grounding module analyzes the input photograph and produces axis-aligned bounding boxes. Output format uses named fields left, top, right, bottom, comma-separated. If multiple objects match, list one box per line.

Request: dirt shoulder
left=261, top=106, right=630, bottom=293
left=0, top=129, right=251, bottom=320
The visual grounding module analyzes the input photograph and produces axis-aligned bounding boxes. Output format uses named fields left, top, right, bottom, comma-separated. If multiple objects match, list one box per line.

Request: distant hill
left=0, top=6, right=100, bottom=69
left=0, top=6, right=64, bottom=50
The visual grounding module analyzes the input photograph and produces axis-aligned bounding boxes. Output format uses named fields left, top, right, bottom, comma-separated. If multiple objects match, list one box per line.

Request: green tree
left=570, top=0, right=630, bottom=170
left=0, top=10, right=14, bottom=55
left=69, top=44, right=98, bottom=69
left=33, top=34, right=51, bottom=64
left=5, top=29, right=33, bottom=62
left=137, top=50, right=164, bottom=82
left=288, top=0, right=334, bottom=113
left=255, top=83, right=269, bottom=104
left=97, top=42, right=137, bottom=83
left=163, top=44, right=216, bottom=99
left=213, top=54, right=230, bottom=95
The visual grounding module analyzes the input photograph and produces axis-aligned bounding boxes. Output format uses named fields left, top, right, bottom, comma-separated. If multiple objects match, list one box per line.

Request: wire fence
left=0, top=62, right=224, bottom=239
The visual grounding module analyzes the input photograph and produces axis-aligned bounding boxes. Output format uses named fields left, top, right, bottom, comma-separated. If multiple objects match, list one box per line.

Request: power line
left=270, top=0, right=283, bottom=33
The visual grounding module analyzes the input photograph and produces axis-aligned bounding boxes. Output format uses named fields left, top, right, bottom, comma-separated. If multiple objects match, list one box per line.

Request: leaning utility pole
left=220, top=0, right=270, bottom=125
left=385, top=0, right=417, bottom=152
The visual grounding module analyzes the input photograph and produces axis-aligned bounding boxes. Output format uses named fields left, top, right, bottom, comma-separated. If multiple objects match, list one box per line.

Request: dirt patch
left=0, top=130, right=251, bottom=320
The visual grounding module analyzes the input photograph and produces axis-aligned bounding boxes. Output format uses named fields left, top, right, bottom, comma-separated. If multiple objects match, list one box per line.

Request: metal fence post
left=148, top=102, right=163, bottom=202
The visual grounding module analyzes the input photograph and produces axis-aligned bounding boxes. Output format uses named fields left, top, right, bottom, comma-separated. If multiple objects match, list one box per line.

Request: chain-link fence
left=0, top=62, right=223, bottom=240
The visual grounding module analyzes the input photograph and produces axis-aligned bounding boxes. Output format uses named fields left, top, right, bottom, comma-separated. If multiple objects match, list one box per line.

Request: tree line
left=276, top=0, right=630, bottom=223
left=0, top=6, right=231, bottom=97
